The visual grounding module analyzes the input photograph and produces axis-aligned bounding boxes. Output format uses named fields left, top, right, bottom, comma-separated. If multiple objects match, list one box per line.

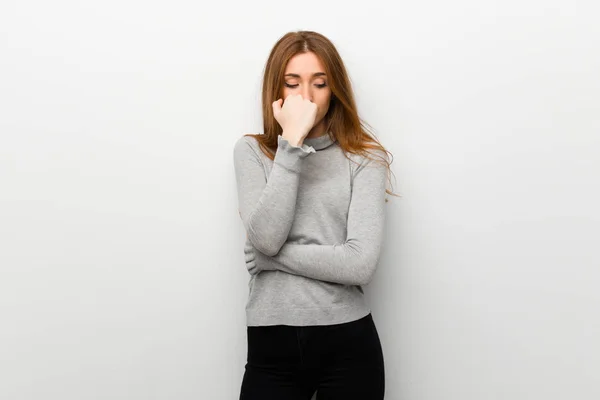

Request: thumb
left=272, top=98, right=282, bottom=117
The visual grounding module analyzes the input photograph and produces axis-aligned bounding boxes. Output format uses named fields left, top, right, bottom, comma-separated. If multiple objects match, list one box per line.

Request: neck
left=305, top=119, right=328, bottom=139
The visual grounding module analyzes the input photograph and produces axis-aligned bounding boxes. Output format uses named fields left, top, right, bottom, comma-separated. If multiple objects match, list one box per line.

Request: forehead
left=284, top=52, right=326, bottom=74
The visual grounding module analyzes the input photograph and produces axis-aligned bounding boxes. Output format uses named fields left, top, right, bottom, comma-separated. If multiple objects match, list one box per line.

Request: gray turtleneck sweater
left=233, top=133, right=388, bottom=326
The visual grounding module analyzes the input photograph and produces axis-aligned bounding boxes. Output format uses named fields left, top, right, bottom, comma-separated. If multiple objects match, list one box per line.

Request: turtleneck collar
left=303, top=131, right=337, bottom=151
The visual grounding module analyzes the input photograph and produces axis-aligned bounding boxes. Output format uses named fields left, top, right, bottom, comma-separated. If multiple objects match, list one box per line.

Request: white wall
left=1, top=1, right=598, bottom=399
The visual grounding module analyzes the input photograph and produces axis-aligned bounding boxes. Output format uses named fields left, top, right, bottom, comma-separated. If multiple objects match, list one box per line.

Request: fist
left=272, top=94, right=318, bottom=144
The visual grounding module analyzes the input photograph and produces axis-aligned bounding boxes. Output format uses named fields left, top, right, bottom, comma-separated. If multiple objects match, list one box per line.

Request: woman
left=233, top=30, right=397, bottom=400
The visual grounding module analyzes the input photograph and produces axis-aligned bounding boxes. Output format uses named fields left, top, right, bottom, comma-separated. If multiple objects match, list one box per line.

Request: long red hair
left=245, top=30, right=399, bottom=199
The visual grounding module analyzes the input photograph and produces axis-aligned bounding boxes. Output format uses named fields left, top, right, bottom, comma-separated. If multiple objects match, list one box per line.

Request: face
left=282, top=51, right=332, bottom=136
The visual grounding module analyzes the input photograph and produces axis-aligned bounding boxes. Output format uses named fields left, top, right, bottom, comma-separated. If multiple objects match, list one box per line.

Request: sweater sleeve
left=265, top=152, right=388, bottom=285
left=233, top=135, right=315, bottom=256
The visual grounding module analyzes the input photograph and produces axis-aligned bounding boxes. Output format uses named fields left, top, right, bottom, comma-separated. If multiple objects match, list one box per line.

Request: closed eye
left=284, top=83, right=328, bottom=88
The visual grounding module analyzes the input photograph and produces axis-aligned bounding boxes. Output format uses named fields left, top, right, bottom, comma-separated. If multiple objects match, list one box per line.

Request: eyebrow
left=284, top=72, right=327, bottom=78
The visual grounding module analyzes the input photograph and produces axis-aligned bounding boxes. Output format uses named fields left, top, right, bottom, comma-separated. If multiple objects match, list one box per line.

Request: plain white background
left=1, top=1, right=599, bottom=399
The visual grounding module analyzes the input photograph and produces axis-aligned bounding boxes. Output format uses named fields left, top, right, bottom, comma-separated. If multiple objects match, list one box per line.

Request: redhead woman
left=233, top=30, right=397, bottom=400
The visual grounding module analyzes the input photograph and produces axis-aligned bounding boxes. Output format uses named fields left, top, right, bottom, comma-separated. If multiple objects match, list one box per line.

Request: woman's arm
left=246, top=153, right=388, bottom=285
left=233, top=135, right=315, bottom=256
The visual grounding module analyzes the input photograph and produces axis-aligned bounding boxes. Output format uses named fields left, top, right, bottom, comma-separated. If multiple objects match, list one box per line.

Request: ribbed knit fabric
left=233, top=133, right=388, bottom=326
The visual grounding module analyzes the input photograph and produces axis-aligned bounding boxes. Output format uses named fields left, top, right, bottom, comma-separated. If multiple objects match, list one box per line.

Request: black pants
left=239, top=313, right=385, bottom=399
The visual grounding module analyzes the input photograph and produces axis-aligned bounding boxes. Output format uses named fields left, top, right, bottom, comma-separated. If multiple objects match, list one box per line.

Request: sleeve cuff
left=274, top=135, right=315, bottom=173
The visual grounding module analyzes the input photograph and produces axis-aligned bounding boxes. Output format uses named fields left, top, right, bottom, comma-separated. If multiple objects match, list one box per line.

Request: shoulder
left=233, top=134, right=261, bottom=158
left=348, top=148, right=388, bottom=175
left=234, top=134, right=256, bottom=149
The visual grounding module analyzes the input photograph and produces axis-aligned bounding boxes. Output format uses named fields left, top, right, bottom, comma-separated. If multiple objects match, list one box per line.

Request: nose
left=301, top=85, right=312, bottom=102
